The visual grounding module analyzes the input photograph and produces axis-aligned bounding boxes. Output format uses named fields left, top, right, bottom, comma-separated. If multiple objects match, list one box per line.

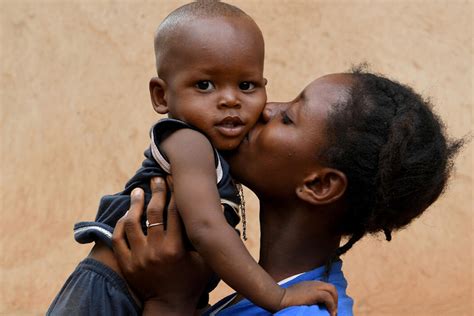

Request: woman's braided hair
left=321, top=66, right=463, bottom=263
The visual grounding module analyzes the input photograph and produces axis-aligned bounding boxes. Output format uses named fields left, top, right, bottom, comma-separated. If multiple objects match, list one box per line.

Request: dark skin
left=113, top=180, right=212, bottom=316
left=113, top=74, right=354, bottom=314
left=113, top=179, right=338, bottom=316
left=149, top=16, right=337, bottom=312
left=90, top=17, right=339, bottom=314
left=152, top=16, right=266, bottom=151
left=227, top=74, right=352, bottom=280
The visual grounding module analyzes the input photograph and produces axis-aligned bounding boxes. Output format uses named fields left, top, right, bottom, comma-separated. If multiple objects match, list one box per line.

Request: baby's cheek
left=248, top=95, right=266, bottom=114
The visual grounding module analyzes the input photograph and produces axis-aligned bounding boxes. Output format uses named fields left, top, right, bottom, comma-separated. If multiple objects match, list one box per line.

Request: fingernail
left=132, top=188, right=142, bottom=197
left=153, top=177, right=163, bottom=184
left=124, top=211, right=129, bottom=217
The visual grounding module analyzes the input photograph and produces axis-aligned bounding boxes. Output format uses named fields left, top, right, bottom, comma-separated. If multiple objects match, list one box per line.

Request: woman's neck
left=257, top=199, right=342, bottom=282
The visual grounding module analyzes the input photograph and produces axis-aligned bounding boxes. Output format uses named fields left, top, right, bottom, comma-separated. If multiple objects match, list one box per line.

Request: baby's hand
left=280, top=281, right=338, bottom=316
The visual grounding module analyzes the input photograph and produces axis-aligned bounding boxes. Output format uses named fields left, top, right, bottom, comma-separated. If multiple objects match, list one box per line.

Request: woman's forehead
left=302, top=74, right=352, bottom=112
left=306, top=74, right=353, bottom=93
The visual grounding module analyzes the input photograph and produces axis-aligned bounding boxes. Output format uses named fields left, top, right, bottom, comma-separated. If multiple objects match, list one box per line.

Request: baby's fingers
left=284, top=281, right=338, bottom=316
left=312, top=281, right=338, bottom=316
left=318, top=290, right=337, bottom=316
left=315, top=281, right=338, bottom=310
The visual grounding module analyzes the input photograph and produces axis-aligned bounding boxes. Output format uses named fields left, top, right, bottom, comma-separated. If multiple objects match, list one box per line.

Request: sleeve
left=47, top=260, right=140, bottom=316
left=150, top=118, right=222, bottom=178
left=150, top=119, right=192, bottom=174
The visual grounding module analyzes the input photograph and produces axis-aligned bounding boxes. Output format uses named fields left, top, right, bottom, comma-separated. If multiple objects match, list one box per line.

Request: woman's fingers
left=111, top=175, right=211, bottom=306
left=164, top=193, right=185, bottom=250
left=112, top=188, right=147, bottom=272
left=164, top=175, right=185, bottom=249
left=122, top=188, right=146, bottom=247
left=146, top=177, right=167, bottom=241
left=112, top=213, right=132, bottom=265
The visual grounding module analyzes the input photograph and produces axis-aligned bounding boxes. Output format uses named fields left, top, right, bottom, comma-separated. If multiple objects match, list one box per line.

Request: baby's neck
left=257, top=200, right=341, bottom=282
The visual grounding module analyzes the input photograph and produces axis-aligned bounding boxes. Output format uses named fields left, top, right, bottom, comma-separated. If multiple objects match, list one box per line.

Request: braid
left=335, top=231, right=365, bottom=257
left=383, top=228, right=392, bottom=241
left=324, top=231, right=364, bottom=279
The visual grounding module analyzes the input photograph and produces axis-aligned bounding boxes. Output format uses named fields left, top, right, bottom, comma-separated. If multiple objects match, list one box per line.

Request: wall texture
left=1, top=0, right=472, bottom=315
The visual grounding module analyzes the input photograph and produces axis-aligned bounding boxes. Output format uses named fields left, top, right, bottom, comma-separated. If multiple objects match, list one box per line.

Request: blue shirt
left=204, top=261, right=353, bottom=316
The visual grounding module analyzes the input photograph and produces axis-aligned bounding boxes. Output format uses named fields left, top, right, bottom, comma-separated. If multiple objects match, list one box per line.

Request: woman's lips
left=215, top=117, right=245, bottom=137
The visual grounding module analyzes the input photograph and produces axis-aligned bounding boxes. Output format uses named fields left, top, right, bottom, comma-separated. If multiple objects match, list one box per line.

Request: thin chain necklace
left=236, top=183, right=247, bottom=241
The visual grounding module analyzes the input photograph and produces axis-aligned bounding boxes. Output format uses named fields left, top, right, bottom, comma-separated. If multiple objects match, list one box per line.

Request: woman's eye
left=239, top=82, right=255, bottom=91
left=281, top=111, right=293, bottom=125
left=195, top=81, right=215, bottom=91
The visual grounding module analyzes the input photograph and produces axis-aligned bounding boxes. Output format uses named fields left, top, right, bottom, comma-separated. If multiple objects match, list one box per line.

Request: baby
left=50, top=1, right=337, bottom=315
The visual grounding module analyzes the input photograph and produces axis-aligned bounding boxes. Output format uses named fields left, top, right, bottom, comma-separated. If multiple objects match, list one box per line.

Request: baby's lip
left=215, top=116, right=245, bottom=137
left=217, top=116, right=244, bottom=126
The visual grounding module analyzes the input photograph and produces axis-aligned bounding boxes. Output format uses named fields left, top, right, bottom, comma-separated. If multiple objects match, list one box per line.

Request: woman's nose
left=262, top=102, right=287, bottom=122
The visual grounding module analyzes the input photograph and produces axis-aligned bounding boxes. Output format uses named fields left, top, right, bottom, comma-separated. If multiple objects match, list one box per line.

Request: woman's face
left=227, top=74, right=352, bottom=199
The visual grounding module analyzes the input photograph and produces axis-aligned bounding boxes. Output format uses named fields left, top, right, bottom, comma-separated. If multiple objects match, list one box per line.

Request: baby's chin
left=212, top=136, right=245, bottom=152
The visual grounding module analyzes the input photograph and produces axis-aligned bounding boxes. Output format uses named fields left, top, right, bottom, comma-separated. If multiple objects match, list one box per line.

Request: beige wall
left=1, top=0, right=472, bottom=315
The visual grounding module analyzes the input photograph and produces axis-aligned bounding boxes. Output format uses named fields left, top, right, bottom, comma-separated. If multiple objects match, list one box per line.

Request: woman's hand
left=112, top=177, right=212, bottom=315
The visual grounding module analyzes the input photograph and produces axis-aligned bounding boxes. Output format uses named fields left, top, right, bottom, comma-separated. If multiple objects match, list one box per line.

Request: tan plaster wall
left=1, top=0, right=472, bottom=315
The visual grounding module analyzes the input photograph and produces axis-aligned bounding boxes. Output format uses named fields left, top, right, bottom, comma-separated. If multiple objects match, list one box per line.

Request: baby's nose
left=219, top=89, right=240, bottom=108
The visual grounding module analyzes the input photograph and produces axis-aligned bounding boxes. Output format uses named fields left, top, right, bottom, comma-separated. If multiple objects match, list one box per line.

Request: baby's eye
left=281, top=111, right=293, bottom=125
left=195, top=81, right=215, bottom=91
left=239, top=82, right=255, bottom=91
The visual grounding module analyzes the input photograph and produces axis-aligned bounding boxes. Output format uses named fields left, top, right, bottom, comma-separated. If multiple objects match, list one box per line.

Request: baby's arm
left=161, top=129, right=338, bottom=314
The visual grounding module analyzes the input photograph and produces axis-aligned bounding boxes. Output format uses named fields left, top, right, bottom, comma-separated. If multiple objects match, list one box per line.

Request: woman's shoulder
left=205, top=262, right=354, bottom=316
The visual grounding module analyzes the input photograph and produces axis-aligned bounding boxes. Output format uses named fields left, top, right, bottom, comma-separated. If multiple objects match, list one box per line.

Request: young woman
left=114, top=70, right=462, bottom=315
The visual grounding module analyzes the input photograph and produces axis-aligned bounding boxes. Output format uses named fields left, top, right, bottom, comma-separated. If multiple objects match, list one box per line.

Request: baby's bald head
left=154, top=0, right=264, bottom=79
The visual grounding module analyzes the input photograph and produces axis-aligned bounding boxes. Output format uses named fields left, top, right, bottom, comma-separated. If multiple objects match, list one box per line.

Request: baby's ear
left=296, top=168, right=347, bottom=205
left=149, top=77, right=168, bottom=114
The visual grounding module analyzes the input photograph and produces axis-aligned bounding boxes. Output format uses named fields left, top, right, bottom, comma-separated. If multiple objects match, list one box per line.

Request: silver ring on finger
left=146, top=220, right=164, bottom=228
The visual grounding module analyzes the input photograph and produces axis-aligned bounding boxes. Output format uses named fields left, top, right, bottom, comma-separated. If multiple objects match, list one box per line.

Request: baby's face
left=162, top=17, right=266, bottom=151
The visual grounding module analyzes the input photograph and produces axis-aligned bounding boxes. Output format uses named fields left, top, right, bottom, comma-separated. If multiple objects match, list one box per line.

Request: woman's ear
left=149, top=77, right=168, bottom=114
left=296, top=168, right=347, bottom=205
